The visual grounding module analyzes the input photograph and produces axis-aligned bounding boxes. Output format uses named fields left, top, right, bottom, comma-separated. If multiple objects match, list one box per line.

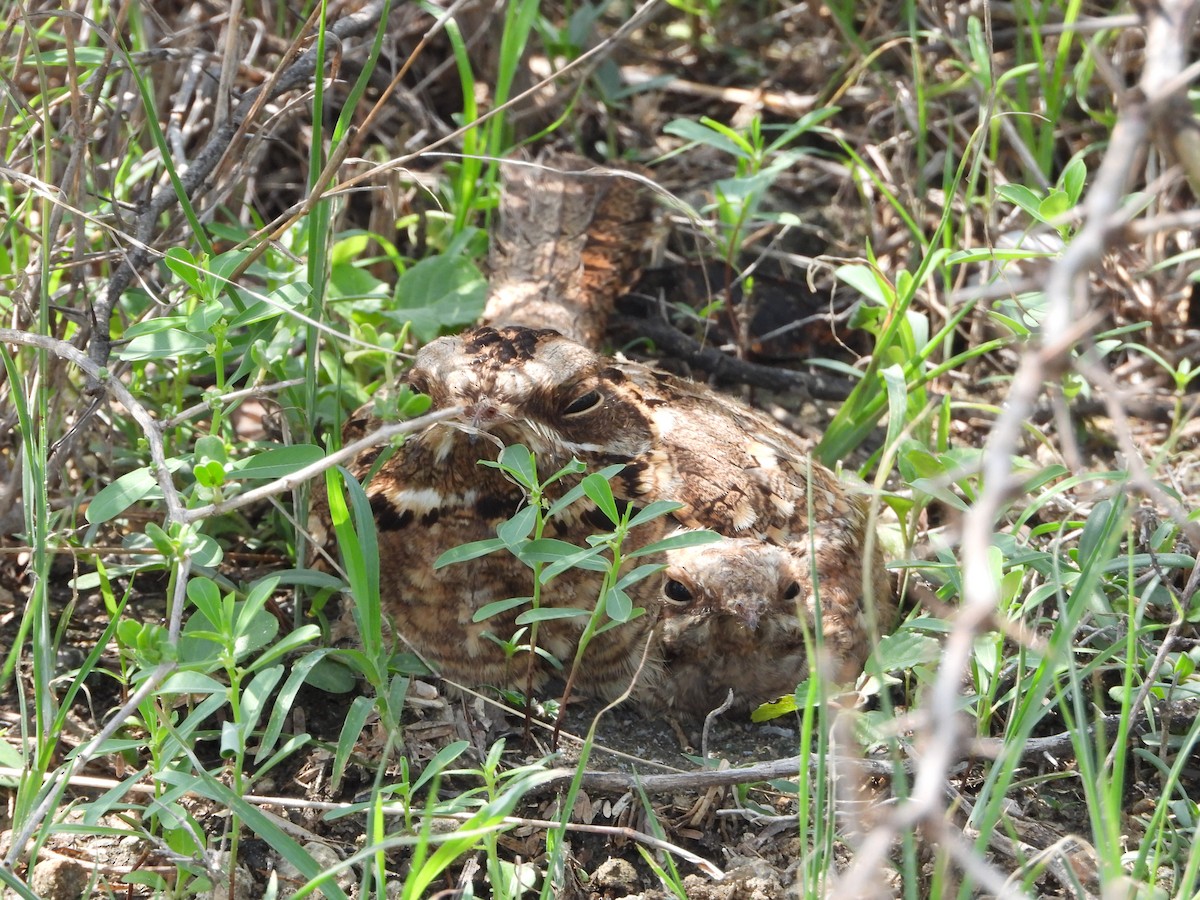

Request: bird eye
left=563, top=389, right=602, bottom=417
left=407, top=372, right=430, bottom=395
left=783, top=581, right=801, bottom=601
left=663, top=579, right=693, bottom=604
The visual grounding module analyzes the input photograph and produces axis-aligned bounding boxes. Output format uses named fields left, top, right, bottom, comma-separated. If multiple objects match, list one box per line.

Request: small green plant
left=661, top=109, right=839, bottom=343
left=436, top=444, right=717, bottom=716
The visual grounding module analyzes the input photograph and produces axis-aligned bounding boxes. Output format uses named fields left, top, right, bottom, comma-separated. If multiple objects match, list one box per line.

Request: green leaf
left=497, top=505, right=537, bottom=547
left=307, top=656, right=360, bottom=692
left=519, top=538, right=589, bottom=564
left=514, top=607, right=589, bottom=625
left=413, top=740, right=471, bottom=793
left=227, top=282, right=310, bottom=328
left=496, top=444, right=536, bottom=487
left=246, top=625, right=321, bottom=674
left=86, top=467, right=158, bottom=524
left=233, top=445, right=325, bottom=479
left=387, top=254, right=486, bottom=342
left=157, top=671, right=227, bottom=695
left=867, top=629, right=941, bottom=673
left=835, top=264, right=891, bottom=305
left=1038, top=189, right=1070, bottom=222
left=881, top=364, right=908, bottom=455
left=996, top=184, right=1044, bottom=222
left=662, top=118, right=749, bottom=158
left=257, top=648, right=333, bottom=762
left=332, top=695, right=378, bottom=793
left=582, top=473, right=619, bottom=525
left=538, top=545, right=609, bottom=581
left=751, top=693, right=798, bottom=721
left=626, top=500, right=683, bottom=529
left=164, top=247, right=204, bottom=294
left=614, top=563, right=665, bottom=591
left=193, top=459, right=226, bottom=488
left=472, top=596, right=533, bottom=623
left=603, top=586, right=632, bottom=622
left=628, top=529, right=720, bottom=558
left=232, top=607, right=279, bottom=662
left=1059, top=156, right=1087, bottom=204
left=435, top=538, right=507, bottom=568
left=545, top=463, right=622, bottom=519
left=117, top=328, right=210, bottom=361
left=186, top=577, right=223, bottom=626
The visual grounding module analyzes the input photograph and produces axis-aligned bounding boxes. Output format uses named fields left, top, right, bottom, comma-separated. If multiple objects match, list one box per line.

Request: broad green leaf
left=628, top=529, right=720, bottom=558
left=234, top=445, right=324, bottom=479
left=514, top=607, right=589, bottom=625
left=435, top=538, right=506, bottom=568
left=118, top=328, right=209, bottom=361
left=519, top=538, right=591, bottom=564
left=546, top=463, right=622, bottom=519
left=603, top=586, right=632, bottom=622
left=472, top=596, right=533, bottom=623
left=86, top=466, right=158, bottom=524
left=497, top=505, right=537, bottom=547
left=582, top=472, right=619, bottom=525
left=1038, top=189, right=1070, bottom=222
left=387, top=254, right=486, bottom=342
left=156, top=671, right=227, bottom=695
left=303, top=657, right=359, bottom=693
left=186, top=577, right=223, bottom=626
left=496, top=444, right=536, bottom=486
left=1059, top=156, right=1087, bottom=204
left=996, top=184, right=1044, bottom=221
left=164, top=247, right=203, bottom=293
left=232, top=606, right=280, bottom=661
left=626, top=499, right=683, bottom=529
left=867, top=629, right=941, bottom=673
left=835, top=264, right=890, bottom=305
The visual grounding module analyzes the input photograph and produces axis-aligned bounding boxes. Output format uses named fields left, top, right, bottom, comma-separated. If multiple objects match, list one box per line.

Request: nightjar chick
left=650, top=537, right=812, bottom=715
left=650, top=532, right=893, bottom=716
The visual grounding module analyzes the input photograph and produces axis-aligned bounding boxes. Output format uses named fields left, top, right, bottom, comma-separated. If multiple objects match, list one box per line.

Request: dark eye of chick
left=663, top=579, right=693, bottom=604
left=783, top=581, right=801, bottom=601
left=563, top=389, right=602, bottom=417
left=407, top=373, right=430, bottom=395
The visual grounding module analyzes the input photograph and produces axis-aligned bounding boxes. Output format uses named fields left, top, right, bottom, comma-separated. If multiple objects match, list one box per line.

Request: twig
left=180, top=406, right=463, bottom=523
left=0, top=327, right=185, bottom=525
left=613, top=310, right=857, bottom=401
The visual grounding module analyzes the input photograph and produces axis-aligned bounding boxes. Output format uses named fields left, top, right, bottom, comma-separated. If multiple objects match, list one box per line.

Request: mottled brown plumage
left=334, top=326, right=666, bottom=700
left=349, top=325, right=893, bottom=711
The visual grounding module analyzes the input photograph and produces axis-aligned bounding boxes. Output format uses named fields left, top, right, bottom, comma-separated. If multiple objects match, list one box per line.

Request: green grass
left=1, top=0, right=1198, bottom=897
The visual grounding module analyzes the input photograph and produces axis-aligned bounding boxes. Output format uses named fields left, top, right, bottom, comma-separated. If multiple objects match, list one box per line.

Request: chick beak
left=728, top=597, right=764, bottom=630
left=464, top=398, right=506, bottom=440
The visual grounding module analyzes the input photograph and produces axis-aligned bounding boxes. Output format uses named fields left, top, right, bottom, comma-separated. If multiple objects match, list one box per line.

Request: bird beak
left=729, top=597, right=764, bottom=630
